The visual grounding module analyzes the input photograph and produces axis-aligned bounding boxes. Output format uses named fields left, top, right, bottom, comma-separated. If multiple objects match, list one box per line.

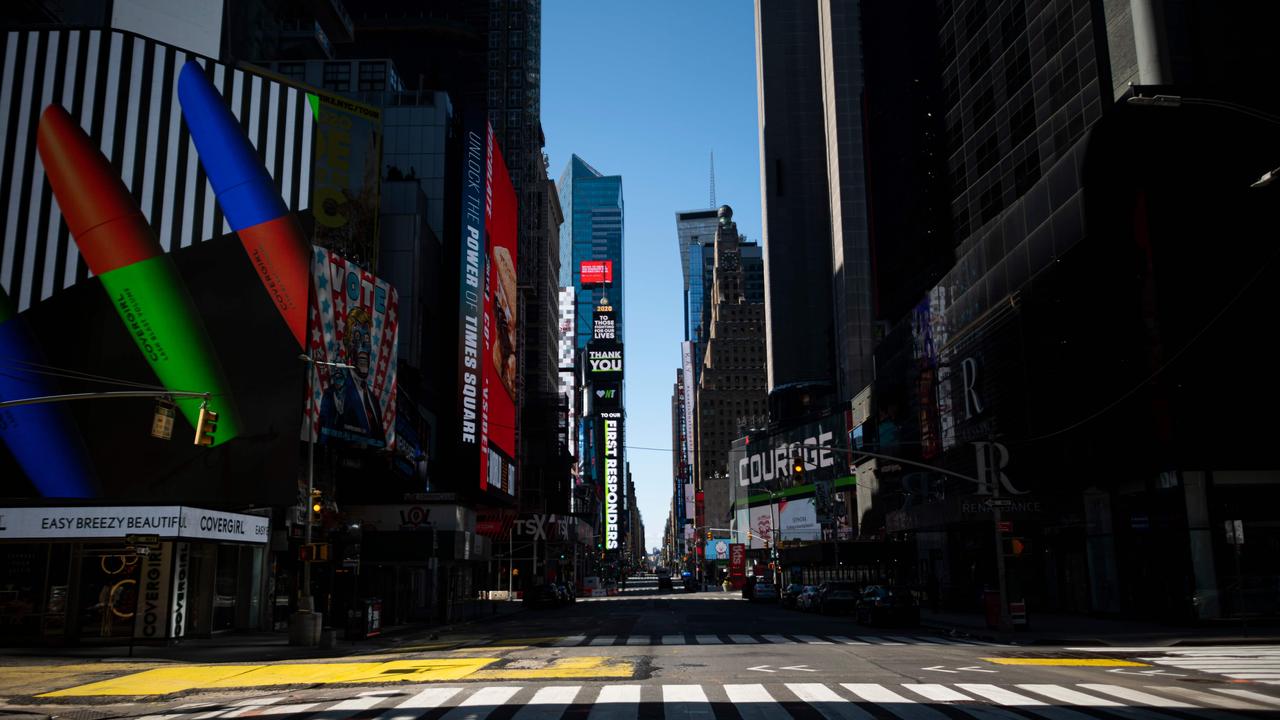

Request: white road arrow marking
left=1107, top=668, right=1187, bottom=677
left=958, top=666, right=999, bottom=673
left=747, top=665, right=776, bottom=673
left=781, top=665, right=817, bottom=672
left=923, top=666, right=959, bottom=673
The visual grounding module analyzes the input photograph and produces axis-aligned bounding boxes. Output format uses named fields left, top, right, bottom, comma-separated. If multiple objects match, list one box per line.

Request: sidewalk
left=0, top=599, right=525, bottom=665
left=920, top=607, right=1280, bottom=647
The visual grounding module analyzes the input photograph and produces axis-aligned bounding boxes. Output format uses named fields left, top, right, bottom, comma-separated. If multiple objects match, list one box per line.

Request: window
left=489, top=49, right=501, bottom=66
left=322, top=62, right=350, bottom=91
left=488, top=88, right=503, bottom=107
left=507, top=109, right=522, bottom=129
left=1014, top=148, right=1040, bottom=195
left=979, top=180, right=1003, bottom=223
left=489, top=30, right=501, bottom=49
left=277, top=62, right=305, bottom=82
left=489, top=69, right=502, bottom=87
left=358, top=61, right=387, bottom=91
left=510, top=30, right=523, bottom=48
left=976, top=133, right=998, bottom=174
left=508, top=89, right=523, bottom=105
left=509, top=69, right=523, bottom=88
left=509, top=48, right=523, bottom=66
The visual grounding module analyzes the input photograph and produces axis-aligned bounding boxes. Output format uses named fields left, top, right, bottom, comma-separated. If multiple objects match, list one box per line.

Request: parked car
left=818, top=581, right=860, bottom=615
left=856, top=585, right=920, bottom=626
left=797, top=585, right=822, bottom=611
left=523, top=584, right=559, bottom=607
left=658, top=575, right=674, bottom=591
left=780, top=583, right=805, bottom=609
left=752, top=582, right=779, bottom=602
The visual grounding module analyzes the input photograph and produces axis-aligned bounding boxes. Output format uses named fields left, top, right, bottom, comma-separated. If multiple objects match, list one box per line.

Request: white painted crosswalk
left=1069, top=644, right=1280, bottom=686
left=546, top=632, right=997, bottom=647
left=156, top=682, right=1280, bottom=720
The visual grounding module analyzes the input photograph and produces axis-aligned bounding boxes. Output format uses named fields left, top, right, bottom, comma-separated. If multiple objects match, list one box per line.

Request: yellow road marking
left=982, top=658, right=1150, bottom=667
left=39, top=658, right=499, bottom=697
left=471, top=656, right=635, bottom=680
left=0, top=663, right=162, bottom=695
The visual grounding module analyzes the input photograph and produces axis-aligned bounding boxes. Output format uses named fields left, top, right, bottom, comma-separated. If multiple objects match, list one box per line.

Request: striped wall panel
left=0, top=28, right=315, bottom=312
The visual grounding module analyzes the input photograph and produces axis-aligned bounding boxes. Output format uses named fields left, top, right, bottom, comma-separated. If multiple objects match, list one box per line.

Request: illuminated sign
left=580, top=260, right=613, bottom=285
left=601, top=411, right=622, bottom=550
left=588, top=348, right=623, bottom=376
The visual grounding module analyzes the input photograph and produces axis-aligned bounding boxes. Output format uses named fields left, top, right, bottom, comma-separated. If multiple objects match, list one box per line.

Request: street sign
left=125, top=534, right=160, bottom=546
left=997, top=521, right=1012, bottom=532
left=989, top=499, right=1013, bottom=509
left=134, top=546, right=151, bottom=556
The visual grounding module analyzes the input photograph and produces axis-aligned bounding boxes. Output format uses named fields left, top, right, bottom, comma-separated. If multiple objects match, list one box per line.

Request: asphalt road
left=6, top=574, right=1280, bottom=718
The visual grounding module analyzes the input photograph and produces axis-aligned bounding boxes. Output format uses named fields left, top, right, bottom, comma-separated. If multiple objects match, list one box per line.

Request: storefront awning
left=0, top=506, right=269, bottom=544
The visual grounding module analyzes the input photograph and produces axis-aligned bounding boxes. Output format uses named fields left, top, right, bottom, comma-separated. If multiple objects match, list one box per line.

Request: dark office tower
left=696, top=207, right=768, bottom=536
left=754, top=0, right=836, bottom=417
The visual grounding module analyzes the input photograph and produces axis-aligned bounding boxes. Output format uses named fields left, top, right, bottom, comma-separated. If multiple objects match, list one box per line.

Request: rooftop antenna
left=709, top=150, right=717, bottom=208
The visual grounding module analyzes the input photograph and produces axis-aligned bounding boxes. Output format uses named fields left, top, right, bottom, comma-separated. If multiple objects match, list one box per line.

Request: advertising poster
left=729, top=543, right=747, bottom=576
left=0, top=31, right=312, bottom=503
left=705, top=538, right=731, bottom=561
left=681, top=341, right=696, bottom=475
left=483, top=122, right=518, bottom=496
left=306, top=247, right=398, bottom=448
left=749, top=504, right=773, bottom=550
left=778, top=497, right=819, bottom=541
left=312, top=95, right=382, bottom=267
left=592, top=298, right=617, bottom=341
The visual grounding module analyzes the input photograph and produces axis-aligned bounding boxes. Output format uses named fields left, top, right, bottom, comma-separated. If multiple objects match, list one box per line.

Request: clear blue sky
left=542, top=3, right=761, bottom=553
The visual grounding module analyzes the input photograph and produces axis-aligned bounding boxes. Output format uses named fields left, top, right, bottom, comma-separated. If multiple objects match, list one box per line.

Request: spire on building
left=709, top=151, right=717, bottom=208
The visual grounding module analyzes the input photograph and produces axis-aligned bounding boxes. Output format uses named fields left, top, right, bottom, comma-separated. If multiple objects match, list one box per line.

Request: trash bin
left=346, top=597, right=383, bottom=640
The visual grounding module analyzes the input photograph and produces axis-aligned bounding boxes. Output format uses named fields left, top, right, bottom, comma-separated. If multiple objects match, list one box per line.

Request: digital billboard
left=729, top=412, right=849, bottom=489
left=306, top=248, right=398, bottom=448
left=681, top=341, right=696, bottom=478
left=587, top=348, right=623, bottom=379
left=599, top=410, right=622, bottom=550
left=455, top=111, right=487, bottom=486
left=592, top=299, right=617, bottom=342
left=0, top=32, right=316, bottom=503
left=579, top=260, right=613, bottom=285
left=483, top=122, right=518, bottom=496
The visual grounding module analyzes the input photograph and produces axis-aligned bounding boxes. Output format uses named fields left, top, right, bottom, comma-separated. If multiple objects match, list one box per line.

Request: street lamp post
left=291, top=353, right=353, bottom=646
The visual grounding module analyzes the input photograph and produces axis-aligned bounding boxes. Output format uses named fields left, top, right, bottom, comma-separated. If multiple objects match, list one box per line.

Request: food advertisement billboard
left=483, top=122, right=518, bottom=496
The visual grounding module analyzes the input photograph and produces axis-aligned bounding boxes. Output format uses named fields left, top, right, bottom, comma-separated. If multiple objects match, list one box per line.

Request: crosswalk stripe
left=901, top=684, right=971, bottom=702
left=1224, top=673, right=1280, bottom=679
left=1213, top=688, right=1280, bottom=706
left=554, top=635, right=586, bottom=647
left=439, top=686, right=521, bottom=720
left=595, top=685, right=642, bottom=704
left=695, top=634, right=722, bottom=644
left=626, top=635, right=650, bottom=645
left=839, top=683, right=915, bottom=704
left=1015, top=684, right=1122, bottom=707
left=794, top=635, right=831, bottom=644
left=661, top=634, right=683, bottom=645
left=955, top=684, right=1046, bottom=706
left=729, top=634, right=758, bottom=644
left=885, top=636, right=920, bottom=644
left=374, top=688, right=461, bottom=720
left=662, top=684, right=710, bottom=711
left=783, top=684, right=867, bottom=720
left=725, top=684, right=781, bottom=720
left=1145, top=685, right=1270, bottom=710
left=856, top=635, right=902, bottom=645
left=1077, top=684, right=1195, bottom=708
left=514, top=686, right=581, bottom=719
left=827, top=636, right=868, bottom=645
left=589, top=635, right=616, bottom=646
left=762, top=634, right=791, bottom=644
left=257, top=704, right=320, bottom=716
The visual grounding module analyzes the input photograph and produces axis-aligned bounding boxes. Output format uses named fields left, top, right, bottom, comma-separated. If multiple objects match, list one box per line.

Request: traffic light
left=705, top=530, right=712, bottom=541
left=299, top=543, right=330, bottom=561
left=792, top=451, right=805, bottom=475
left=310, top=489, right=322, bottom=515
left=193, top=404, right=218, bottom=446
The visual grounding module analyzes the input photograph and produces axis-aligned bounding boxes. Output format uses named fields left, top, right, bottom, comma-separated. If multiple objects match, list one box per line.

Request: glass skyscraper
left=558, top=155, right=624, bottom=349
left=679, top=209, right=764, bottom=380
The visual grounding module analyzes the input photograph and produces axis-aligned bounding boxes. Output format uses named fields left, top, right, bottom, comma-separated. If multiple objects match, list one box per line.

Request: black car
left=818, top=581, right=860, bottom=615
left=523, top=584, right=559, bottom=607
left=658, top=575, right=674, bottom=591
left=780, top=583, right=805, bottom=609
left=855, top=585, right=920, bottom=626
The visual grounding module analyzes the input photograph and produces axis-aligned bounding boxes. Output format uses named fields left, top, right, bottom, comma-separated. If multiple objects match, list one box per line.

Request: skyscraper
left=558, top=155, right=624, bottom=349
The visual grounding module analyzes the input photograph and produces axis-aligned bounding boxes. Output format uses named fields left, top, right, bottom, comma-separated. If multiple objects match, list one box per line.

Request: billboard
left=311, top=95, right=382, bottom=266
left=587, top=348, right=623, bottom=379
left=599, top=410, right=623, bottom=550
left=749, top=504, right=772, bottom=550
left=483, top=122, right=518, bottom=496
left=779, top=497, right=820, bottom=541
left=729, top=412, right=849, bottom=489
left=729, top=543, right=746, bottom=576
left=705, top=537, right=732, bottom=561
left=306, top=248, right=398, bottom=448
left=592, top=299, right=617, bottom=341
left=455, top=111, right=487, bottom=484
left=681, top=341, right=696, bottom=477
left=580, top=260, right=613, bottom=285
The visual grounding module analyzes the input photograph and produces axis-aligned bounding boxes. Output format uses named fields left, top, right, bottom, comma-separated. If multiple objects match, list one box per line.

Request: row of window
left=274, top=61, right=396, bottom=92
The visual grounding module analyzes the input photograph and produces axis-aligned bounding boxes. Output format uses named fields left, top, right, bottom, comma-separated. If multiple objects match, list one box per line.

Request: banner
left=729, top=412, right=848, bottom=489
left=593, top=299, right=618, bottom=341
left=308, top=247, right=398, bottom=448
left=681, top=341, right=696, bottom=476
left=483, top=122, right=518, bottom=496
left=729, top=543, right=746, bottom=576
